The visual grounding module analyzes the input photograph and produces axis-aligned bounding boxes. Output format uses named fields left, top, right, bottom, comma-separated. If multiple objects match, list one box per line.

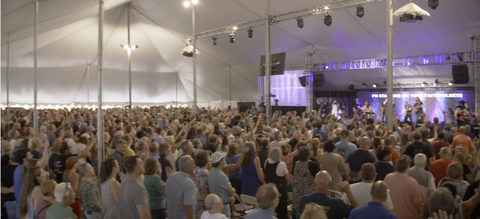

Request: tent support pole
left=176, top=73, right=178, bottom=106
left=33, top=0, right=39, bottom=136
left=386, top=0, right=394, bottom=129
left=192, top=4, right=198, bottom=113
left=87, top=65, right=90, bottom=106
left=265, top=0, right=271, bottom=125
left=230, top=66, right=232, bottom=107
left=97, top=0, right=105, bottom=176
left=6, top=33, right=10, bottom=125
left=127, top=3, right=132, bottom=109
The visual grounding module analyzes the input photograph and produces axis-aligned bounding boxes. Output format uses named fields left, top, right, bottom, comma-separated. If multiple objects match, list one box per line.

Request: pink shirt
left=384, top=173, right=425, bottom=219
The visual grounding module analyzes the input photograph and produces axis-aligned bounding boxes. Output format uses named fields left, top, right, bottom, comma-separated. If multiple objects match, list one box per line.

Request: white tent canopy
left=2, top=0, right=480, bottom=106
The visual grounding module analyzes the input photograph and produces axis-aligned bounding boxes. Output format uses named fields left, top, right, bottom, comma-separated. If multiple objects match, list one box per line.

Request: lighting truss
left=191, top=0, right=385, bottom=39
left=285, top=51, right=480, bottom=71
left=354, top=82, right=474, bottom=90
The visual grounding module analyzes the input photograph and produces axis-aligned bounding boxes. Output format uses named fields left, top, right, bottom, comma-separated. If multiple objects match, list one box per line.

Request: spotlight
left=324, top=14, right=332, bottom=26
left=356, top=6, right=364, bottom=18
left=297, top=18, right=304, bottom=28
left=428, top=0, right=438, bottom=9
left=373, top=84, right=377, bottom=88
left=248, top=28, right=253, bottom=38
left=434, top=79, right=439, bottom=86
left=383, top=80, right=387, bottom=86
left=212, top=37, right=217, bottom=45
left=229, top=33, right=235, bottom=43
left=448, top=81, right=454, bottom=86
left=422, top=82, right=428, bottom=87
left=183, top=1, right=190, bottom=7
left=362, top=83, right=366, bottom=88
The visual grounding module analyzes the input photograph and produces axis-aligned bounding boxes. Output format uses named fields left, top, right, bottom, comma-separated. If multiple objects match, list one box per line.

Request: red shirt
left=429, top=158, right=454, bottom=186
left=432, top=141, right=450, bottom=159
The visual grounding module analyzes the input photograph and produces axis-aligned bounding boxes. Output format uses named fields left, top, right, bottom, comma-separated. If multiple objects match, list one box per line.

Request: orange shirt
left=391, top=149, right=400, bottom=167
left=429, top=158, right=454, bottom=186
left=452, top=134, right=473, bottom=156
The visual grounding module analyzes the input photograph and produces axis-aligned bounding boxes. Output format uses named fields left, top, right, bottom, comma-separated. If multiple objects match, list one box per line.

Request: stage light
left=131, top=45, right=138, bottom=50
left=324, top=6, right=330, bottom=10
left=324, top=15, right=332, bottom=26
left=383, top=80, right=387, bottom=86
left=362, top=83, right=366, bottom=88
left=183, top=1, right=190, bottom=7
left=121, top=44, right=128, bottom=49
left=428, top=0, right=438, bottom=9
left=248, top=28, right=253, bottom=38
left=348, top=84, right=355, bottom=91
left=422, top=82, right=428, bottom=87
left=233, top=26, right=238, bottom=30
left=356, top=6, right=364, bottom=18
left=229, top=33, right=235, bottom=43
left=297, top=18, right=304, bottom=28
left=434, top=79, right=439, bottom=85
left=373, top=84, right=377, bottom=88
left=212, top=37, right=217, bottom=45
left=448, top=81, right=454, bottom=86
left=191, top=0, right=198, bottom=4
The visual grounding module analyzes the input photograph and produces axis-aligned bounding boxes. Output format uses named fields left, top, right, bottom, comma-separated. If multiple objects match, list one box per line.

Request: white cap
left=211, top=151, right=227, bottom=163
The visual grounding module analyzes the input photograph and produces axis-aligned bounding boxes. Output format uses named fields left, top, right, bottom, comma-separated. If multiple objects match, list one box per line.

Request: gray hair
left=256, top=183, right=278, bottom=209
left=24, top=127, right=32, bottom=137
left=40, top=126, right=47, bottom=133
left=80, top=123, right=88, bottom=129
left=65, top=130, right=73, bottom=138
left=428, top=187, right=455, bottom=216
left=273, top=131, right=282, bottom=141
left=268, top=147, right=282, bottom=163
left=358, top=137, right=371, bottom=148
left=414, top=153, right=427, bottom=166
left=465, top=125, right=471, bottom=132
left=178, top=155, right=193, bottom=172
left=204, top=194, right=222, bottom=210
left=180, top=140, right=192, bottom=151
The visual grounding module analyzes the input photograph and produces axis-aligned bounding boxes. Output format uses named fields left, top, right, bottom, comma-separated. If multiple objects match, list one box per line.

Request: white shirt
left=341, top=182, right=394, bottom=211
left=270, top=139, right=290, bottom=149
left=71, top=143, right=87, bottom=163
left=200, top=211, right=228, bottom=219
left=265, top=158, right=288, bottom=176
left=65, top=138, right=76, bottom=148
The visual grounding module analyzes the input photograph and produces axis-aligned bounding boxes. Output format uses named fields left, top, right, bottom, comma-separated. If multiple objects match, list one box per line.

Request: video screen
left=356, top=89, right=475, bottom=122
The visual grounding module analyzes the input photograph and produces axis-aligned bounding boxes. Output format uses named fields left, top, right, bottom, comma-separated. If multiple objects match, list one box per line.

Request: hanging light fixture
left=297, top=17, right=304, bottom=28
left=324, top=14, right=332, bottom=26
left=356, top=6, right=365, bottom=18
left=248, top=28, right=253, bottom=38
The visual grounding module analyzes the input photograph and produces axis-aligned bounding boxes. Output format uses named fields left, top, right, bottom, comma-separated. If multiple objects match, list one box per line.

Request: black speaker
left=237, top=102, right=255, bottom=112
left=298, top=76, right=307, bottom=87
left=313, top=73, right=325, bottom=88
left=452, top=64, right=469, bottom=84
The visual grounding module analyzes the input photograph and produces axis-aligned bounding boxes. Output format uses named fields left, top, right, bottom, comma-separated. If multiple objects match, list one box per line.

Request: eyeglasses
left=63, top=182, right=72, bottom=199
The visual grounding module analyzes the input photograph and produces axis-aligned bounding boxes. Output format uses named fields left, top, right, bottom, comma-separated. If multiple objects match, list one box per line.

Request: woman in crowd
left=318, top=140, right=347, bottom=191
left=30, top=137, right=45, bottom=159
left=292, top=146, right=321, bottom=214
left=241, top=142, right=265, bottom=197
left=225, top=143, right=242, bottom=195
left=280, top=144, right=297, bottom=174
left=35, top=180, right=57, bottom=219
left=78, top=162, right=102, bottom=219
left=121, top=134, right=136, bottom=158
left=452, top=148, right=473, bottom=183
left=144, top=157, right=167, bottom=219
left=446, top=162, right=470, bottom=198
left=158, top=143, right=173, bottom=182
left=99, top=158, right=120, bottom=219
left=63, top=156, right=79, bottom=192
left=194, top=150, right=211, bottom=219
left=299, top=203, right=327, bottom=219
left=19, top=166, right=47, bottom=219
left=264, top=147, right=290, bottom=219
left=374, top=146, right=396, bottom=181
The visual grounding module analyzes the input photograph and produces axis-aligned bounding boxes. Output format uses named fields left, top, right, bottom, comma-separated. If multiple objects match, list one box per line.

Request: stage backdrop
left=259, top=70, right=307, bottom=106
left=357, top=88, right=475, bottom=123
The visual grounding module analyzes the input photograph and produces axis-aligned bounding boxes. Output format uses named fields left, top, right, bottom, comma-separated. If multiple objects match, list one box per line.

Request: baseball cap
left=232, top=126, right=243, bottom=135
left=341, top=130, right=350, bottom=137
left=211, top=151, right=227, bottom=163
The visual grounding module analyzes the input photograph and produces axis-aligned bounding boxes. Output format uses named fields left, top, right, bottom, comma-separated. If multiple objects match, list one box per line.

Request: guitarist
left=381, top=99, right=396, bottom=123
left=404, top=101, right=413, bottom=123
left=413, top=97, right=424, bottom=127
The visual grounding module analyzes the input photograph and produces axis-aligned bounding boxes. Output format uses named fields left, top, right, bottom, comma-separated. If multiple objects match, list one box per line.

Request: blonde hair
left=447, top=162, right=463, bottom=179
left=40, top=180, right=57, bottom=197
left=300, top=203, right=327, bottom=219
left=30, top=137, right=41, bottom=150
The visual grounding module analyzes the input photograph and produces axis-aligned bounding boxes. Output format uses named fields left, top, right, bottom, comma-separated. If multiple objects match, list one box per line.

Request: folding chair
left=240, top=194, right=259, bottom=214
left=287, top=192, right=293, bottom=212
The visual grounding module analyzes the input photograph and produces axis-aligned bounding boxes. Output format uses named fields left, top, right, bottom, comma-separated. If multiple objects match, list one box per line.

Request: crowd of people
left=1, top=105, right=479, bottom=219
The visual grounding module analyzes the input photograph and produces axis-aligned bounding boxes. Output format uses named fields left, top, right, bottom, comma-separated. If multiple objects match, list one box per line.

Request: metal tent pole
left=33, top=0, right=39, bottom=136
left=386, top=0, right=394, bottom=129
left=87, top=65, right=90, bottom=106
left=97, top=0, right=105, bottom=172
left=230, top=66, right=232, bottom=107
left=6, top=34, right=10, bottom=125
left=127, top=3, right=132, bottom=109
left=265, top=0, right=272, bottom=125
left=192, top=4, right=198, bottom=113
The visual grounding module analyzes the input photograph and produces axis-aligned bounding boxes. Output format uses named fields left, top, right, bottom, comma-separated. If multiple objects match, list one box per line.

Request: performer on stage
left=413, top=97, right=424, bottom=124
left=359, top=101, right=373, bottom=119
left=404, top=101, right=413, bottom=123
left=455, top=101, right=466, bottom=126
left=354, top=98, right=363, bottom=116
left=331, top=100, right=339, bottom=118
left=381, top=99, right=396, bottom=123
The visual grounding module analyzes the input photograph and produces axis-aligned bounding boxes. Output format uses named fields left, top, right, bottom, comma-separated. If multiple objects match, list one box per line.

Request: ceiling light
left=247, top=28, right=253, bottom=38
left=191, top=0, right=198, bottom=4
left=297, top=18, right=304, bottom=28
left=233, top=26, right=238, bottom=30
left=183, top=1, right=190, bottom=7
left=324, top=15, right=332, bottom=26
left=356, top=6, right=364, bottom=18
left=448, top=81, right=453, bottom=86
left=324, top=6, right=330, bottom=10
left=362, top=83, right=366, bottom=88
left=212, top=37, right=217, bottom=45
left=229, top=33, right=235, bottom=43
left=428, top=0, right=438, bottom=9
left=373, top=84, right=377, bottom=88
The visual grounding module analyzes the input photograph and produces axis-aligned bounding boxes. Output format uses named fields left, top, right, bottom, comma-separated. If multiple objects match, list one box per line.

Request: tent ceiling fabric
left=1, top=0, right=480, bottom=105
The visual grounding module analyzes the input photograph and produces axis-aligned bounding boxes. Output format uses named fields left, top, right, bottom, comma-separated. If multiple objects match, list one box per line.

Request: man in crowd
left=176, top=140, right=194, bottom=171
left=245, top=184, right=280, bottom=219
left=109, top=139, right=127, bottom=173
left=297, top=171, right=358, bottom=219
left=425, top=187, right=455, bottom=219
left=408, top=154, right=436, bottom=198
left=14, top=148, right=32, bottom=202
left=429, top=147, right=454, bottom=186
left=118, top=156, right=151, bottom=219
left=208, top=152, right=236, bottom=219
left=348, top=181, right=398, bottom=219
left=346, top=137, right=376, bottom=183
left=432, top=133, right=450, bottom=160
left=270, top=131, right=290, bottom=149
left=341, top=163, right=393, bottom=210
left=201, top=194, right=228, bottom=219
left=403, top=131, right=433, bottom=169
left=334, top=130, right=357, bottom=161
left=46, top=182, right=78, bottom=218
left=453, top=126, right=474, bottom=157
left=8, top=122, right=20, bottom=141
left=47, top=124, right=56, bottom=147
left=166, top=155, right=197, bottom=219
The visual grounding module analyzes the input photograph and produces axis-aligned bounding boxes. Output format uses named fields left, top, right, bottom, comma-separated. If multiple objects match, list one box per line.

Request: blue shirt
left=349, top=202, right=398, bottom=219
left=165, top=171, right=197, bottom=219
left=225, top=154, right=241, bottom=180
left=14, top=164, right=24, bottom=202
left=245, top=209, right=278, bottom=219
left=149, top=153, right=160, bottom=159
left=313, top=128, right=328, bottom=143
left=297, top=193, right=353, bottom=219
left=192, top=136, right=205, bottom=146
